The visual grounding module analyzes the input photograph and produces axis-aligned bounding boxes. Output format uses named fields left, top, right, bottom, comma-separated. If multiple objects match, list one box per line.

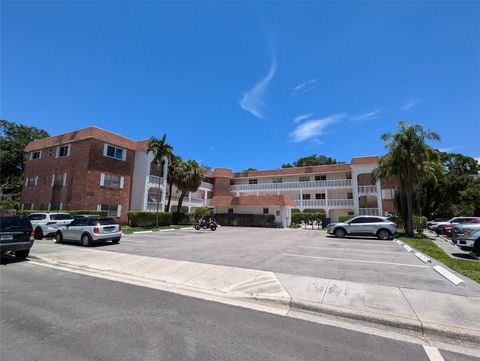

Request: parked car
left=435, top=217, right=477, bottom=235
left=55, top=216, right=122, bottom=246
left=452, top=223, right=480, bottom=256
left=28, top=213, right=74, bottom=239
left=326, top=216, right=397, bottom=240
left=0, top=214, right=34, bottom=260
left=444, top=218, right=480, bottom=238
left=427, top=218, right=449, bottom=230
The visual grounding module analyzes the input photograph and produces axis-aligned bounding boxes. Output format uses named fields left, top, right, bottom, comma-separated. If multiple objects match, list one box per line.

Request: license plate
left=1, top=235, right=14, bottom=241
left=104, top=227, right=115, bottom=232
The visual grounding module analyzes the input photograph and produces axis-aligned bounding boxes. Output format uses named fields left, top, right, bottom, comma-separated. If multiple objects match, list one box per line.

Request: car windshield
left=97, top=218, right=117, bottom=225
left=0, top=216, right=32, bottom=231
left=50, top=214, right=73, bottom=220
left=28, top=214, right=47, bottom=221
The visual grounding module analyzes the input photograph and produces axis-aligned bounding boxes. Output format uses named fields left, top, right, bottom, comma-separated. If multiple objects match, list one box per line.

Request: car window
left=88, top=218, right=100, bottom=226
left=0, top=216, right=32, bottom=231
left=350, top=217, right=366, bottom=224
left=97, top=218, right=117, bottom=225
left=73, top=218, right=89, bottom=226
left=370, top=217, right=385, bottom=223
left=50, top=214, right=73, bottom=220
left=28, top=214, right=47, bottom=221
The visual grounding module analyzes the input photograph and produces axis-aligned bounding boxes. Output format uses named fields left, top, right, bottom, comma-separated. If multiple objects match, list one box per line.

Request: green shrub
left=338, top=215, right=356, bottom=222
left=127, top=211, right=171, bottom=227
left=194, top=208, right=211, bottom=218
left=413, top=216, right=428, bottom=233
left=17, top=209, right=107, bottom=216
left=214, top=214, right=276, bottom=227
left=292, top=212, right=326, bottom=225
left=387, top=215, right=404, bottom=228
left=171, top=212, right=196, bottom=225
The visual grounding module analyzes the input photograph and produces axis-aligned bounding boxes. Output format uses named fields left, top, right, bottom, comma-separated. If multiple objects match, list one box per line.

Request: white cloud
left=439, top=146, right=464, bottom=153
left=239, top=45, right=276, bottom=119
left=293, top=113, right=314, bottom=123
left=402, top=99, right=421, bottom=110
left=474, top=157, right=480, bottom=164
left=290, top=114, right=346, bottom=143
left=292, top=79, right=318, bottom=95
left=350, top=108, right=385, bottom=126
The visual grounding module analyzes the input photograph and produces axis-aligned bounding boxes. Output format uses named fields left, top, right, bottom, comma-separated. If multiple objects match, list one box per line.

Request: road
left=1, top=258, right=478, bottom=361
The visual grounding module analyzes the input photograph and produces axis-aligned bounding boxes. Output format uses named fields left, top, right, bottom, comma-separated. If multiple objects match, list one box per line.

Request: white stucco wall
left=130, top=151, right=149, bottom=211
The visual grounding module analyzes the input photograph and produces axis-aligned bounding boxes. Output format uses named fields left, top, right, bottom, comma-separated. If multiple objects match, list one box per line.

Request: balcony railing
left=294, top=199, right=354, bottom=208
left=167, top=195, right=209, bottom=205
left=147, top=175, right=165, bottom=187
left=199, top=182, right=213, bottom=190
left=230, top=179, right=352, bottom=192
left=359, top=208, right=380, bottom=215
left=357, top=185, right=377, bottom=195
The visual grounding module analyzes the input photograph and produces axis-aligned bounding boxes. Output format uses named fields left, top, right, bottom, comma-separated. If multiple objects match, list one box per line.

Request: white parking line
left=281, top=253, right=430, bottom=268
left=296, top=246, right=406, bottom=255
left=423, top=346, right=445, bottom=361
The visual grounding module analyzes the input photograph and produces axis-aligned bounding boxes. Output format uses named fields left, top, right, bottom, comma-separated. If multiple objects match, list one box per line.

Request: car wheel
left=111, top=238, right=120, bottom=244
left=34, top=227, right=43, bottom=240
left=54, top=232, right=63, bottom=244
left=194, top=225, right=201, bottom=230
left=334, top=228, right=346, bottom=238
left=474, top=240, right=480, bottom=257
left=81, top=234, right=92, bottom=247
left=15, top=249, right=30, bottom=260
left=377, top=229, right=391, bottom=240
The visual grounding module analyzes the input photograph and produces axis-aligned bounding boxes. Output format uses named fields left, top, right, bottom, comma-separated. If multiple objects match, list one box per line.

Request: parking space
left=32, top=227, right=480, bottom=297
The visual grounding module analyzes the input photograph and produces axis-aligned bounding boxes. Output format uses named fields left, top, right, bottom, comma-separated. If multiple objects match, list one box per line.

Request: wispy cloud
left=292, top=79, right=318, bottom=95
left=239, top=44, right=276, bottom=119
left=293, top=113, right=314, bottom=123
left=439, top=145, right=464, bottom=153
left=290, top=114, right=346, bottom=143
left=402, top=99, right=421, bottom=110
left=474, top=157, right=480, bottom=164
left=349, top=108, right=385, bottom=126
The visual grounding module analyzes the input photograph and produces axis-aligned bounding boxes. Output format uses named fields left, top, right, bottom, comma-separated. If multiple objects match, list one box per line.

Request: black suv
left=0, top=214, right=34, bottom=260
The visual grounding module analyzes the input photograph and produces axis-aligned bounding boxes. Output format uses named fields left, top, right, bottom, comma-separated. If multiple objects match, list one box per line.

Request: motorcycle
left=194, top=217, right=217, bottom=231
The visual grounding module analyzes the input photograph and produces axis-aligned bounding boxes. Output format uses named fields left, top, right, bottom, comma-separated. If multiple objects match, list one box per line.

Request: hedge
left=292, top=212, right=326, bottom=225
left=171, top=212, right=196, bottom=225
left=338, top=215, right=356, bottom=222
left=17, top=209, right=107, bottom=216
left=127, top=211, right=172, bottom=227
left=413, top=216, right=428, bottom=233
left=214, top=214, right=276, bottom=227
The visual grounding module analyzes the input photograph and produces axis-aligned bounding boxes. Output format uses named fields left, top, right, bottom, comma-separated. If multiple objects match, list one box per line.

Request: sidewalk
left=31, top=246, right=480, bottom=343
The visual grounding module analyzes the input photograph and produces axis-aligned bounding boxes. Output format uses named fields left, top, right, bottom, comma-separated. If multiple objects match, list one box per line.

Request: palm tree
left=374, top=121, right=440, bottom=236
left=147, top=134, right=173, bottom=226
left=174, top=159, right=203, bottom=213
left=165, top=154, right=181, bottom=212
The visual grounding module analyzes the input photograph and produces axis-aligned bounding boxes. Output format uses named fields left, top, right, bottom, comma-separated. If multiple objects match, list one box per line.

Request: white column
left=204, top=190, right=207, bottom=205
left=376, top=179, right=383, bottom=215
left=188, top=191, right=192, bottom=206
left=300, top=189, right=303, bottom=207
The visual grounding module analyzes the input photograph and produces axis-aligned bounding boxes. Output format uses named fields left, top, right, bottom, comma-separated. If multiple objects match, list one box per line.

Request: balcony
left=147, top=175, right=165, bottom=187
left=294, top=199, right=354, bottom=208
left=167, top=195, right=210, bottom=206
left=359, top=208, right=380, bottom=216
left=357, top=185, right=377, bottom=195
left=230, top=179, right=352, bottom=192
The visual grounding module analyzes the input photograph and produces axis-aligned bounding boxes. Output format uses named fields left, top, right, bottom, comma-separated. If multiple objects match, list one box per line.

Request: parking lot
left=32, top=226, right=480, bottom=297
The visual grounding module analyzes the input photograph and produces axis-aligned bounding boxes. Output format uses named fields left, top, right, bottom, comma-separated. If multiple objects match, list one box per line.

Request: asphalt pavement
left=1, top=259, right=478, bottom=361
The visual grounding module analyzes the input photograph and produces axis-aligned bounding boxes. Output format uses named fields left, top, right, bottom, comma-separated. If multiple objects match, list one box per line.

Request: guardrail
left=294, top=199, right=354, bottom=208
left=230, top=179, right=352, bottom=192
left=357, top=185, right=377, bottom=194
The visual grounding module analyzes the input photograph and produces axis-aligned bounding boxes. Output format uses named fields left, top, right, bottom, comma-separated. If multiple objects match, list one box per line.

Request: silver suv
left=327, top=216, right=397, bottom=240
left=28, top=213, right=74, bottom=239
left=452, top=223, right=480, bottom=256
left=55, top=216, right=122, bottom=246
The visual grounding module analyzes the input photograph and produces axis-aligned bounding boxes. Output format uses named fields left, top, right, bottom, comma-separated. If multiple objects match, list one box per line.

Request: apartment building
left=21, top=126, right=396, bottom=226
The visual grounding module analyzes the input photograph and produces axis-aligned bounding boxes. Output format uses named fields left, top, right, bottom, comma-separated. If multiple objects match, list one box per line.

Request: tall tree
left=165, top=154, right=182, bottom=212
left=0, top=120, right=49, bottom=201
left=374, top=121, right=440, bottom=236
left=147, top=134, right=173, bottom=226
left=175, top=159, right=203, bottom=212
left=281, top=154, right=342, bottom=168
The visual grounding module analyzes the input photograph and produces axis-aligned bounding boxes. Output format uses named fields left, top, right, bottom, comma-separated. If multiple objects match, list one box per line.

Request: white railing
left=294, top=199, right=326, bottom=207
left=147, top=175, right=165, bottom=187
left=230, top=179, right=352, bottom=192
left=167, top=195, right=207, bottom=206
left=199, top=182, right=213, bottom=190
left=359, top=208, right=379, bottom=215
left=357, top=185, right=377, bottom=195
left=146, top=202, right=163, bottom=212
left=328, top=199, right=354, bottom=207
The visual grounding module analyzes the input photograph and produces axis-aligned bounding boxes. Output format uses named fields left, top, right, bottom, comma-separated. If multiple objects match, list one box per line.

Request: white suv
left=28, top=213, right=74, bottom=239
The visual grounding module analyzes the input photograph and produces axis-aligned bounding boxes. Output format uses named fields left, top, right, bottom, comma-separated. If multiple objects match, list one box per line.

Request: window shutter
left=63, top=173, right=67, bottom=186
left=35, top=176, right=38, bottom=186
left=120, top=176, right=124, bottom=189
left=48, top=203, right=51, bottom=210
left=60, top=203, right=63, bottom=210
left=117, top=205, right=122, bottom=217
left=97, top=204, right=101, bottom=211
left=51, top=174, right=55, bottom=187
left=122, top=150, right=127, bottom=161
left=100, top=173, right=105, bottom=186
left=25, top=178, right=28, bottom=186
left=39, top=150, right=42, bottom=159
left=103, top=144, right=108, bottom=156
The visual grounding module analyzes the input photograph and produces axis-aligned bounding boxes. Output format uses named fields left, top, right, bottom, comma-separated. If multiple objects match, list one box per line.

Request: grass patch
left=399, top=234, right=480, bottom=283
left=122, top=225, right=186, bottom=234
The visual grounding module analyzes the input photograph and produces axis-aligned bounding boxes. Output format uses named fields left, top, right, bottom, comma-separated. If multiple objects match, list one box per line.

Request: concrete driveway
left=32, top=226, right=480, bottom=297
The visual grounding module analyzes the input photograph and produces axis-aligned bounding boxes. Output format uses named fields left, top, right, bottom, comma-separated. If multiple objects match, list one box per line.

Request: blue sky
left=2, top=1, right=479, bottom=170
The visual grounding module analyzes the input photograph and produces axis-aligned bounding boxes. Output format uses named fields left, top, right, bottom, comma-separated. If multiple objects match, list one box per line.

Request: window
left=315, top=193, right=326, bottom=200
left=104, top=144, right=125, bottom=160
left=28, top=214, right=47, bottom=221
left=31, top=151, right=41, bottom=160
left=248, top=179, right=258, bottom=185
left=22, top=203, right=33, bottom=210
left=229, top=179, right=235, bottom=185
left=52, top=173, right=66, bottom=186
left=26, top=177, right=38, bottom=187
left=272, top=178, right=283, bottom=183
left=299, top=176, right=310, bottom=182
left=57, top=145, right=70, bottom=158
left=276, top=210, right=281, bottom=216
left=315, top=175, right=326, bottom=181
left=49, top=148, right=54, bottom=157
left=382, top=189, right=395, bottom=200
left=350, top=217, right=368, bottom=224
left=302, top=194, right=311, bottom=200
left=228, top=208, right=234, bottom=214
left=100, top=204, right=120, bottom=217
left=347, top=192, right=353, bottom=199
left=70, top=218, right=89, bottom=227
left=263, top=208, right=269, bottom=214
left=101, top=173, right=123, bottom=188
left=346, top=173, right=352, bottom=180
